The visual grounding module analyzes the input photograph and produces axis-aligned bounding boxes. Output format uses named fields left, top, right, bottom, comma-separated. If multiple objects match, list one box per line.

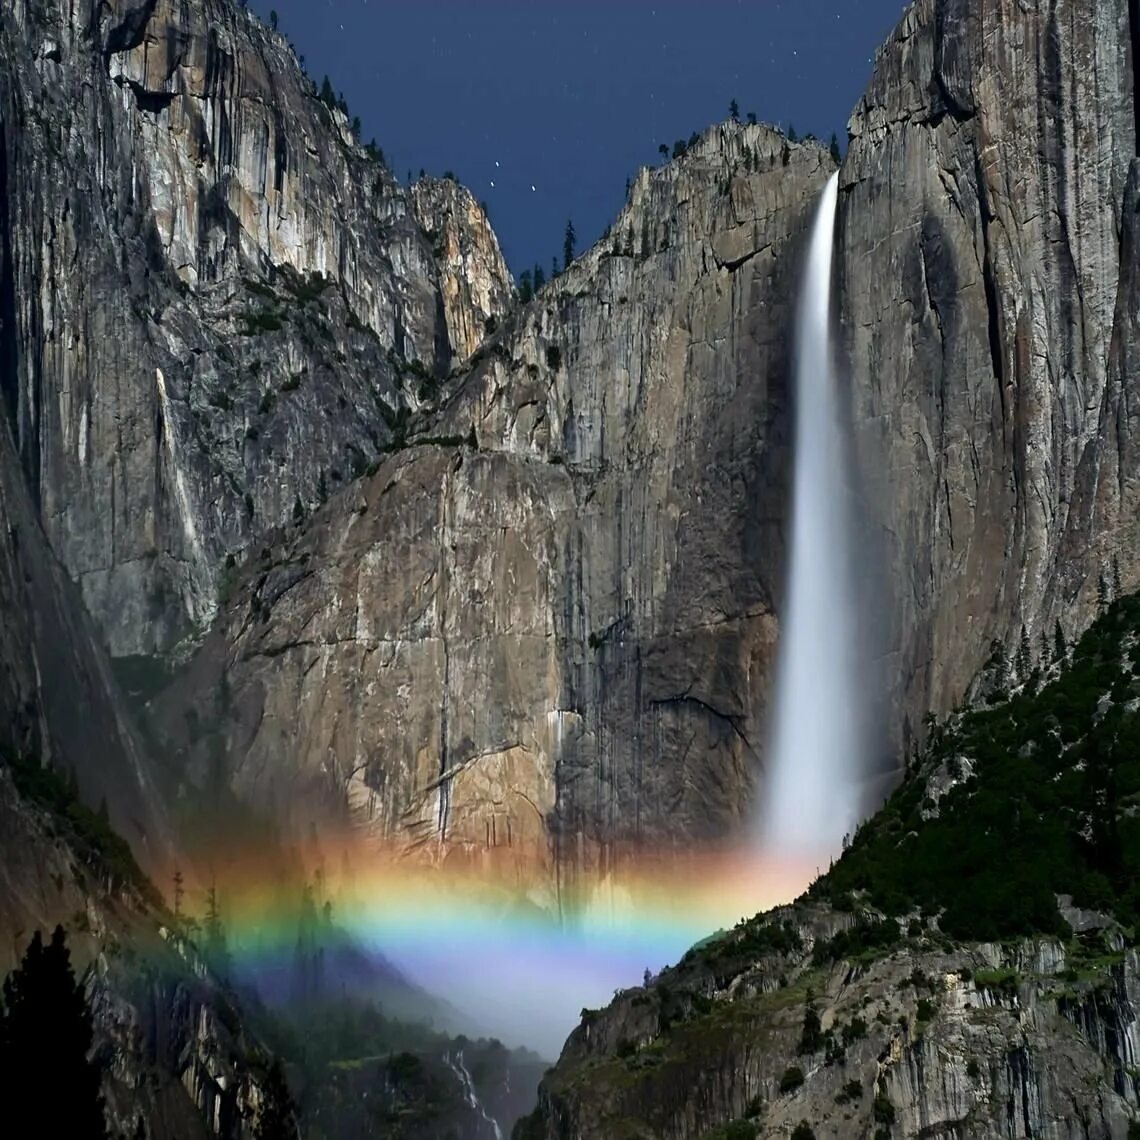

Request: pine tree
left=255, top=1059, right=298, bottom=1140
left=1039, top=630, right=1051, bottom=667
left=829, top=132, right=841, bottom=163
left=1016, top=624, right=1032, bottom=680
left=518, top=270, right=533, bottom=304
left=203, top=886, right=231, bottom=978
left=173, top=868, right=185, bottom=922
left=563, top=219, right=576, bottom=271
left=787, top=124, right=798, bottom=142
left=658, top=143, right=669, bottom=159
left=624, top=225, right=634, bottom=257
left=551, top=255, right=559, bottom=279
left=269, top=9, right=278, bottom=30
left=1054, top=619, right=1067, bottom=662
left=747, top=111, right=758, bottom=125
left=729, top=98, right=740, bottom=122
left=1097, top=571, right=1110, bottom=613
left=1112, top=554, right=1122, bottom=599
left=0, top=927, right=108, bottom=1138
left=533, top=264, right=545, bottom=290
left=319, top=76, right=335, bottom=109
left=988, top=638, right=1009, bottom=690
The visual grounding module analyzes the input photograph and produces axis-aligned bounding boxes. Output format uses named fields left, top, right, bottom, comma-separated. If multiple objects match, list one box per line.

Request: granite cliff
left=2, top=0, right=1140, bottom=1129
left=0, top=0, right=512, bottom=659
left=517, top=594, right=1140, bottom=1138
left=141, top=0, right=1140, bottom=910
left=839, top=0, right=1138, bottom=753
left=147, top=121, right=836, bottom=902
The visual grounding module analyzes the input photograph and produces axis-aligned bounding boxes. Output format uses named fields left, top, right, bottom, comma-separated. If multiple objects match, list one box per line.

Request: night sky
left=248, top=0, right=907, bottom=276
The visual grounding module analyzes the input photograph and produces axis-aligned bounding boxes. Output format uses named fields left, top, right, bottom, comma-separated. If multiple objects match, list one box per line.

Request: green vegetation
left=703, top=1121, right=757, bottom=1140
left=797, top=1004, right=824, bottom=1055
left=873, top=1092, right=896, bottom=1131
left=238, top=308, right=284, bottom=336
left=973, top=968, right=1020, bottom=997
left=546, top=345, right=563, bottom=370
left=778, top=1065, right=804, bottom=1094
left=812, top=594, right=1140, bottom=940
left=811, top=917, right=900, bottom=965
left=790, top=1125, right=815, bottom=1140
left=3, top=751, right=160, bottom=906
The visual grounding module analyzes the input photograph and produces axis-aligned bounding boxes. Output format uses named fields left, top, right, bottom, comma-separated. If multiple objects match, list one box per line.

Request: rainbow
left=172, top=834, right=828, bottom=1053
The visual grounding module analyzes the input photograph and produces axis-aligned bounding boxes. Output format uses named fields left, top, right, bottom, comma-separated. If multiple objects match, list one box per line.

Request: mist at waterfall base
left=758, top=171, right=865, bottom=867
left=224, top=176, right=867, bottom=1062
left=341, top=176, right=862, bottom=1058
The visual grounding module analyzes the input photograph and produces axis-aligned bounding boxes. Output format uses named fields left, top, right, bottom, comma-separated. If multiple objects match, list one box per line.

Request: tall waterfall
left=759, top=172, right=862, bottom=860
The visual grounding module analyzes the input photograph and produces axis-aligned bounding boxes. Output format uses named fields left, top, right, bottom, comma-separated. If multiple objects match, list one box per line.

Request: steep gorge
left=147, top=0, right=1140, bottom=909
left=148, top=123, right=836, bottom=905
left=1, top=0, right=1139, bottom=1078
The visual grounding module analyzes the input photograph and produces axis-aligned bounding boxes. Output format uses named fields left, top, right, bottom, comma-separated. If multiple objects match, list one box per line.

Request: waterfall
left=444, top=1050, right=504, bottom=1140
left=759, top=171, right=862, bottom=860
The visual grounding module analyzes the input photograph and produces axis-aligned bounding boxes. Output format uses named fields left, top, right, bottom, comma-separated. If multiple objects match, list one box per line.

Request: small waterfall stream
left=444, top=1050, right=504, bottom=1140
left=759, top=171, right=863, bottom=860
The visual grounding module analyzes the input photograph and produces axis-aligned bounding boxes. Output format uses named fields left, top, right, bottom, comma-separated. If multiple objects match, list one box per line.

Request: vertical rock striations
left=149, top=125, right=834, bottom=901
left=839, top=0, right=1136, bottom=751
left=0, top=0, right=512, bottom=657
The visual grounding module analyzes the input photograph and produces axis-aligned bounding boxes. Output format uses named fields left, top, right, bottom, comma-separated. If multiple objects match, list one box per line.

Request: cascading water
left=759, top=172, right=863, bottom=861
left=444, top=1050, right=504, bottom=1140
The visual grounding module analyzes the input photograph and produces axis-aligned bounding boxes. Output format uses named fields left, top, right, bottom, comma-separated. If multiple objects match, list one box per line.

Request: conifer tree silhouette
left=255, top=1058, right=299, bottom=1140
left=0, top=926, right=107, bottom=1137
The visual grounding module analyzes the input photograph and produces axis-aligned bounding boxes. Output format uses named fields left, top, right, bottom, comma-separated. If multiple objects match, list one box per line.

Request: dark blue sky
left=250, top=0, right=907, bottom=276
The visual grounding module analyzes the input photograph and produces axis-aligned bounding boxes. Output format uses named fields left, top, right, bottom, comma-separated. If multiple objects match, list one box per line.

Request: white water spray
left=759, top=172, right=862, bottom=860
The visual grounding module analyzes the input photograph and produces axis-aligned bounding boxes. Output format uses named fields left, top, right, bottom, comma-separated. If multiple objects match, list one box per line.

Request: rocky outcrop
left=148, top=124, right=835, bottom=901
left=412, top=177, right=515, bottom=365
left=522, top=907, right=1139, bottom=1139
left=839, top=0, right=1137, bottom=751
left=0, top=0, right=512, bottom=657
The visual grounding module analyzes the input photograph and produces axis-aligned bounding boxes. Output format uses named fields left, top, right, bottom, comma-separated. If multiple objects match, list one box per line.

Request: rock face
left=521, top=906, right=1140, bottom=1140
left=839, top=0, right=1138, bottom=750
left=0, top=376, right=171, bottom=866
left=411, top=177, right=515, bottom=366
left=0, top=0, right=512, bottom=657
left=149, top=124, right=835, bottom=901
